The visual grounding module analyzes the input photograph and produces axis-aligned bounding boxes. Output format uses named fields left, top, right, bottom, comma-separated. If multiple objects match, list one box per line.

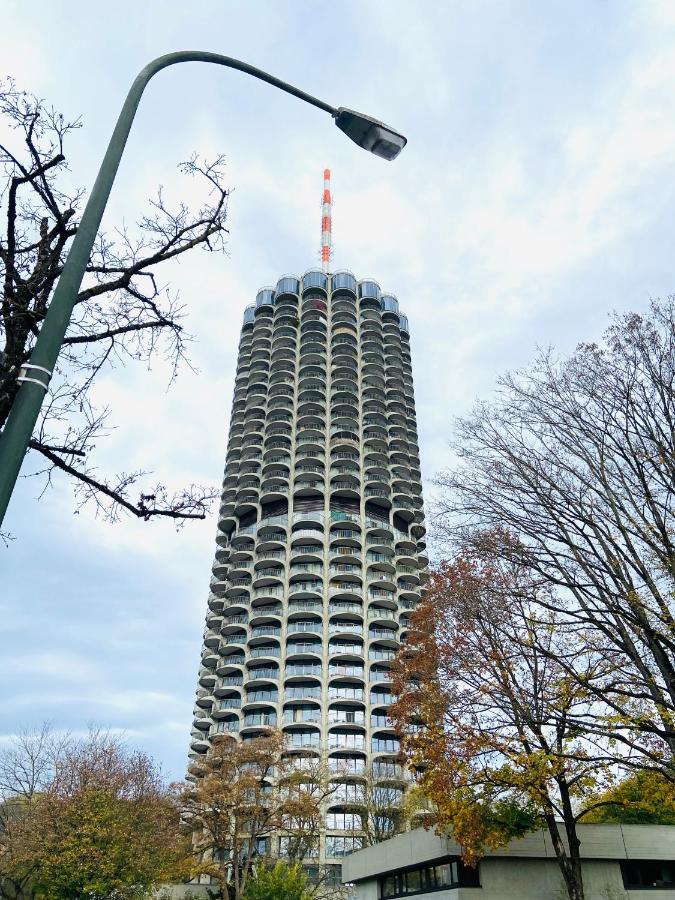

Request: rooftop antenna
left=321, top=168, right=332, bottom=273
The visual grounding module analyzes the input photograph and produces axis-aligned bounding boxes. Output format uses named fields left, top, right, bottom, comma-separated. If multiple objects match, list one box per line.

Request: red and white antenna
left=321, top=168, right=332, bottom=273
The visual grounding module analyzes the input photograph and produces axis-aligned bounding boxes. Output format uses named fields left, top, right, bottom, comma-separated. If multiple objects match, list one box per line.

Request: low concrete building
left=341, top=824, right=675, bottom=899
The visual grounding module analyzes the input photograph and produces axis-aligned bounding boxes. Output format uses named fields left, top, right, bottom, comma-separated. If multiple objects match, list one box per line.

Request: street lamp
left=0, top=51, right=407, bottom=527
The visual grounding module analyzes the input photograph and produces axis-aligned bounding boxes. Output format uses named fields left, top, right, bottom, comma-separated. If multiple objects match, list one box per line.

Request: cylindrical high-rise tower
left=190, top=269, right=427, bottom=878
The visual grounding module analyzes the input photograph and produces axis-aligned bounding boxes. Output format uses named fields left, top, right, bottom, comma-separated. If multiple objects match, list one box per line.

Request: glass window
left=433, top=864, right=451, bottom=887
left=326, top=812, right=361, bottom=830
left=378, top=858, right=480, bottom=897
left=405, top=870, right=421, bottom=892
left=382, top=875, right=397, bottom=898
left=326, top=835, right=363, bottom=857
left=621, top=860, right=675, bottom=888
left=324, top=865, right=343, bottom=888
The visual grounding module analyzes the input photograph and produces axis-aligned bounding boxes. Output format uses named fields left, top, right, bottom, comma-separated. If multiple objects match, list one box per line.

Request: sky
left=2, top=0, right=675, bottom=781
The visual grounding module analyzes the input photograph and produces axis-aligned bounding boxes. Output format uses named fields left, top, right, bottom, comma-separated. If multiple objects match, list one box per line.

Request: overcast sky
left=3, top=0, right=675, bottom=781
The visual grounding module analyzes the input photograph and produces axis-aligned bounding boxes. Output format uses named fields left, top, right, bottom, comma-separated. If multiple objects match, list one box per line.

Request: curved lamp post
left=0, top=51, right=407, bottom=526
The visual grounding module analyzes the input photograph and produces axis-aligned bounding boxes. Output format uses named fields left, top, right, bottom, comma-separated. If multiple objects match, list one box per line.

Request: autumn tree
left=583, top=769, right=675, bottom=825
left=0, top=724, right=64, bottom=900
left=435, top=299, right=675, bottom=772
left=180, top=732, right=334, bottom=900
left=0, top=726, right=189, bottom=900
left=0, top=78, right=228, bottom=526
left=391, top=551, right=617, bottom=900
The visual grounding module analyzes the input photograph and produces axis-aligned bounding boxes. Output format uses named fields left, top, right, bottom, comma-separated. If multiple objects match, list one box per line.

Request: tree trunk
left=542, top=812, right=585, bottom=900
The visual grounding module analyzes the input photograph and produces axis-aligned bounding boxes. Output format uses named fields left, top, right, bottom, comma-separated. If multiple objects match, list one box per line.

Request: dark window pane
left=434, top=864, right=451, bottom=888
left=381, top=876, right=396, bottom=898
left=458, top=859, right=481, bottom=887
left=405, top=869, right=421, bottom=892
left=621, top=860, right=675, bottom=888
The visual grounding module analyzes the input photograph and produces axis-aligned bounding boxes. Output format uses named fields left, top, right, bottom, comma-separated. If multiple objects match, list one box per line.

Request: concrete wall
left=351, top=857, right=675, bottom=900
left=343, top=826, right=675, bottom=900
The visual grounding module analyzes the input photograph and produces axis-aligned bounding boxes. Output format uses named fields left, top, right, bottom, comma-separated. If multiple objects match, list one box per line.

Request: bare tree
left=435, top=298, right=675, bottom=772
left=336, top=763, right=414, bottom=847
left=0, top=78, right=229, bottom=526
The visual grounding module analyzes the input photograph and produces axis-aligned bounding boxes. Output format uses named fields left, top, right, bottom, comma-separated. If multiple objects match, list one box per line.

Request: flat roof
left=342, top=825, right=675, bottom=883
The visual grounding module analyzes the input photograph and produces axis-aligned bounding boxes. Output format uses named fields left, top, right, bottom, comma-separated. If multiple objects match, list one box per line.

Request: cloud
left=3, top=0, right=675, bottom=779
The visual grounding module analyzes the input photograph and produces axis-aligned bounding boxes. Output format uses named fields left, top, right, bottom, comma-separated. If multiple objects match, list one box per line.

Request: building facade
left=342, top=824, right=675, bottom=899
left=190, top=268, right=426, bottom=875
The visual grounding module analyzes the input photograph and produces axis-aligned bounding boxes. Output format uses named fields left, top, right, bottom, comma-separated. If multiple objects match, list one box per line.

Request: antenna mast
left=321, top=168, right=332, bottom=273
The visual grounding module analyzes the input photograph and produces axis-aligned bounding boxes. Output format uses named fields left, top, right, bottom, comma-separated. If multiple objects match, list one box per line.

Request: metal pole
left=0, top=52, right=337, bottom=526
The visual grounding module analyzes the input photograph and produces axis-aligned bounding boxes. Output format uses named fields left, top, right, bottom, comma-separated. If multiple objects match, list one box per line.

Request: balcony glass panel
left=358, top=281, right=381, bottom=301
left=246, top=688, right=278, bottom=702
left=275, top=276, right=300, bottom=298
left=243, top=712, right=277, bottom=726
left=331, top=271, right=357, bottom=294
left=286, top=663, right=322, bottom=677
left=303, top=270, right=328, bottom=292
left=255, top=288, right=275, bottom=308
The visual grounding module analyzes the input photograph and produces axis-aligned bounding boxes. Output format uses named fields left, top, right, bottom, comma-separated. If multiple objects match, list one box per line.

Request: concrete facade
left=188, top=270, right=426, bottom=874
left=342, top=826, right=675, bottom=899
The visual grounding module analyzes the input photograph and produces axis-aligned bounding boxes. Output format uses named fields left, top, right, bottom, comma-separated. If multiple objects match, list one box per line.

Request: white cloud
left=3, top=0, right=675, bottom=779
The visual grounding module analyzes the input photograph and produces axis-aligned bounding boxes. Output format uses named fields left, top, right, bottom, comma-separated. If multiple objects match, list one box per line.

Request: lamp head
left=333, top=107, right=407, bottom=160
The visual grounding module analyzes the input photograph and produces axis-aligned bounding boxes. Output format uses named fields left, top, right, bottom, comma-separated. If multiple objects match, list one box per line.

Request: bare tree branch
left=0, top=77, right=230, bottom=529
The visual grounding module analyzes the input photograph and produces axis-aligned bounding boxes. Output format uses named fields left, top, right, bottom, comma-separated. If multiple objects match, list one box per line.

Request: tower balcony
left=243, top=686, right=279, bottom=707
left=369, top=666, right=394, bottom=685
left=214, top=673, right=244, bottom=695
left=198, top=667, right=217, bottom=689
left=328, top=663, right=365, bottom=683
left=202, top=628, right=221, bottom=650
left=329, top=641, right=365, bottom=662
left=220, top=632, right=247, bottom=650
left=213, top=696, right=242, bottom=713
left=249, top=604, right=283, bottom=624
left=288, top=600, right=324, bottom=617
left=302, top=269, right=328, bottom=295
left=331, top=270, right=357, bottom=296
left=252, top=565, right=284, bottom=587
left=288, top=581, right=323, bottom=601
left=283, top=704, right=322, bottom=726
left=287, top=618, right=323, bottom=635
left=211, top=718, right=240, bottom=736
left=285, top=662, right=322, bottom=680
left=195, top=689, right=215, bottom=710
left=286, top=640, right=323, bottom=660
left=368, top=626, right=400, bottom=648
left=329, top=617, right=364, bottom=637
left=368, top=571, right=397, bottom=591
left=285, top=683, right=321, bottom=701
left=215, top=653, right=245, bottom=676
left=328, top=581, right=363, bottom=601
left=245, top=666, right=280, bottom=686
left=329, top=600, right=363, bottom=619
left=253, top=585, right=285, bottom=603
left=328, top=707, right=366, bottom=728
left=328, top=730, right=366, bottom=752
left=207, top=591, right=226, bottom=613
left=368, top=607, right=399, bottom=624
left=241, top=711, right=277, bottom=732
left=275, top=275, right=300, bottom=299
left=190, top=734, right=210, bottom=754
